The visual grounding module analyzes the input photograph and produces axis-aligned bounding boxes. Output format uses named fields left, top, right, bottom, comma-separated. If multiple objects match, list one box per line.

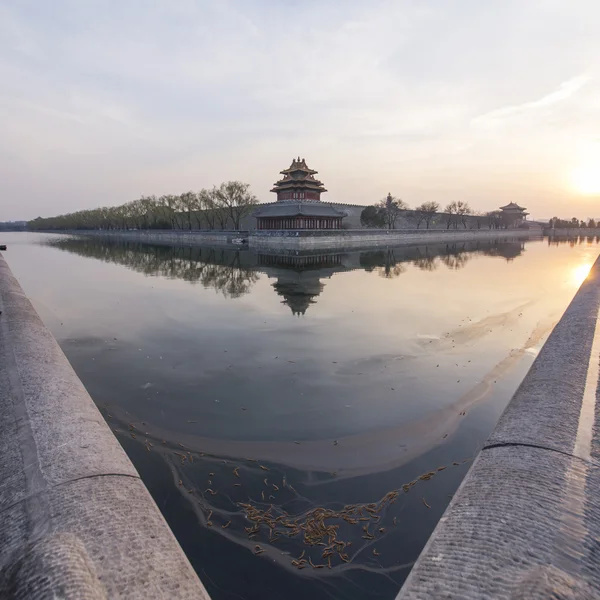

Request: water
left=2, top=232, right=598, bottom=600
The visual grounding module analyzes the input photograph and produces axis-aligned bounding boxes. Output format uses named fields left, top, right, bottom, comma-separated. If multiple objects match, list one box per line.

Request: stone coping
left=0, top=254, right=210, bottom=599
left=397, top=253, right=600, bottom=599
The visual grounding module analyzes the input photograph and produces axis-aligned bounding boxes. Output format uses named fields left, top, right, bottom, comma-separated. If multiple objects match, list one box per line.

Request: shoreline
left=37, top=227, right=541, bottom=251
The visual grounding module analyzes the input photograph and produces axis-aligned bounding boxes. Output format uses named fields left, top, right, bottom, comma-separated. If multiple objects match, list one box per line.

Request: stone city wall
left=61, top=227, right=539, bottom=252
left=66, top=229, right=247, bottom=247
left=183, top=203, right=523, bottom=231
left=248, top=228, right=539, bottom=251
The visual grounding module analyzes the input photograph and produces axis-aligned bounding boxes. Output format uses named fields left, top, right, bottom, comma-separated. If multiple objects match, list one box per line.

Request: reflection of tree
left=411, top=247, right=438, bottom=271
left=440, top=244, right=470, bottom=270
left=358, top=239, right=527, bottom=275
left=478, top=241, right=525, bottom=261
left=359, top=250, right=406, bottom=279
left=413, top=256, right=437, bottom=271
left=547, top=236, right=600, bottom=247
left=47, top=238, right=259, bottom=299
left=45, top=236, right=534, bottom=310
left=377, top=249, right=407, bottom=279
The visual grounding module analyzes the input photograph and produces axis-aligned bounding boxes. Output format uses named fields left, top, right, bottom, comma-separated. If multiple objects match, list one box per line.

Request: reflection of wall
left=257, top=254, right=342, bottom=269
left=547, top=229, right=600, bottom=237
left=249, top=228, right=537, bottom=251
left=48, top=237, right=530, bottom=314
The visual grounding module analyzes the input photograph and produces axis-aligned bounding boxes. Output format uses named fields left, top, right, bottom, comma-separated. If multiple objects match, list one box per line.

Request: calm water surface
left=2, top=232, right=598, bottom=600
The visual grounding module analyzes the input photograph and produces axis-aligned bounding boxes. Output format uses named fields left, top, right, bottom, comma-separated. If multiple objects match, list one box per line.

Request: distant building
left=254, top=158, right=345, bottom=230
left=499, top=202, right=529, bottom=227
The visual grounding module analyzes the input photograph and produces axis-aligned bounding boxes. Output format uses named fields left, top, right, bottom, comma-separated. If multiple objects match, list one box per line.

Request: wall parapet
left=397, top=254, right=600, bottom=598
left=249, top=228, right=539, bottom=250
left=0, top=254, right=210, bottom=599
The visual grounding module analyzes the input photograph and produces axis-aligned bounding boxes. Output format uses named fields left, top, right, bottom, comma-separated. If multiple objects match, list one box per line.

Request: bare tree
left=407, top=210, right=426, bottom=229
left=179, top=191, right=198, bottom=230
left=377, top=193, right=408, bottom=229
left=457, top=201, right=472, bottom=229
left=485, top=210, right=501, bottom=229
left=214, top=181, right=259, bottom=230
left=212, top=186, right=229, bottom=230
left=414, top=201, right=439, bottom=229
left=201, top=189, right=218, bottom=230
left=444, top=202, right=459, bottom=229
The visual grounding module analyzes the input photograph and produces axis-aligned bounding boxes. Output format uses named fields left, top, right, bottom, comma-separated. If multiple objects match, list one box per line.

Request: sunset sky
left=1, top=0, right=600, bottom=221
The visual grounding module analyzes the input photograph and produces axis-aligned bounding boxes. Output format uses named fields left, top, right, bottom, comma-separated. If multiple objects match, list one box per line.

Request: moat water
left=3, top=232, right=599, bottom=600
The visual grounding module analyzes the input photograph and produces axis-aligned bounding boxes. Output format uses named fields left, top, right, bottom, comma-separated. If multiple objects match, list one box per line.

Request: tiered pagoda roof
left=270, top=157, right=327, bottom=197
left=500, top=202, right=528, bottom=212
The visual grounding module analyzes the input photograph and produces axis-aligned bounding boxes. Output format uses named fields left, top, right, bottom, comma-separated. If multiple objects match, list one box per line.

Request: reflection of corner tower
left=258, top=254, right=344, bottom=316
left=254, top=158, right=345, bottom=230
left=272, top=273, right=325, bottom=316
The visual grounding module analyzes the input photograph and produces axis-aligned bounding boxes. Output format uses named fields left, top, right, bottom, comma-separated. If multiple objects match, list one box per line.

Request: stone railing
left=397, top=254, right=600, bottom=598
left=0, top=254, right=210, bottom=599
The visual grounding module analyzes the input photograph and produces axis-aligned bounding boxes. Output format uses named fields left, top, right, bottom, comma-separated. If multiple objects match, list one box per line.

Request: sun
left=572, top=162, right=600, bottom=196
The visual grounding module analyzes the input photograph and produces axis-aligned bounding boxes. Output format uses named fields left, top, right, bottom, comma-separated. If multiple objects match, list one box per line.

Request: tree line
left=361, top=194, right=600, bottom=231
left=548, top=217, right=598, bottom=229
left=28, top=182, right=258, bottom=232
left=359, top=194, right=530, bottom=230
left=0, top=221, right=27, bottom=231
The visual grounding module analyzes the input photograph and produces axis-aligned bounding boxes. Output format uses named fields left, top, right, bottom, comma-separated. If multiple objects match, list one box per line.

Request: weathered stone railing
left=249, top=228, right=539, bottom=250
left=398, top=254, right=600, bottom=598
left=0, top=254, right=210, bottom=598
left=40, top=227, right=540, bottom=252
left=65, top=229, right=249, bottom=247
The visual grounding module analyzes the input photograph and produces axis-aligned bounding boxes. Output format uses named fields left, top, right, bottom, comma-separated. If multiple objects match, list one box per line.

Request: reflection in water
left=48, top=237, right=527, bottom=314
left=48, top=238, right=260, bottom=298
left=548, top=235, right=600, bottom=247
left=8, top=232, right=595, bottom=600
left=572, top=263, right=593, bottom=285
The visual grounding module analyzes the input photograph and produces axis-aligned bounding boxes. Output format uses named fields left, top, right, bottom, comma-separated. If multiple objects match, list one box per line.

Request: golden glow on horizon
left=573, top=263, right=593, bottom=285
left=572, top=160, right=600, bottom=196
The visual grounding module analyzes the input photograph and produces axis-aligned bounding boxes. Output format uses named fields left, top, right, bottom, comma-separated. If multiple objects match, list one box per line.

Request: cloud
left=472, top=75, right=592, bottom=128
left=1, top=1, right=600, bottom=220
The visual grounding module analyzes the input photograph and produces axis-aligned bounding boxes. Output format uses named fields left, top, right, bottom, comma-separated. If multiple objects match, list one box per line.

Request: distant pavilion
left=499, top=202, right=529, bottom=225
left=254, top=158, right=345, bottom=230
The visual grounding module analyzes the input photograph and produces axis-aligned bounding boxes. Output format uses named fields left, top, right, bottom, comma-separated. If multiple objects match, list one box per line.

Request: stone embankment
left=248, top=228, right=538, bottom=250
left=0, top=254, right=209, bottom=598
left=61, top=227, right=539, bottom=251
left=397, top=254, right=600, bottom=598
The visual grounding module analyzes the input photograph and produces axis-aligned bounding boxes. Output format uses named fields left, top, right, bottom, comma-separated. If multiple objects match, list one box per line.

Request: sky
left=1, top=0, right=600, bottom=222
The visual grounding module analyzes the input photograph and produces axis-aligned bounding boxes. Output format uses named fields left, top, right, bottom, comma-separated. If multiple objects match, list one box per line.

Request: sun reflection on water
left=573, top=263, right=593, bottom=285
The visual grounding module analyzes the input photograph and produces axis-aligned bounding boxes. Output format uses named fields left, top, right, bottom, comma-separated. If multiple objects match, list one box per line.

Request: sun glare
left=572, top=162, right=600, bottom=196
left=573, top=263, right=593, bottom=286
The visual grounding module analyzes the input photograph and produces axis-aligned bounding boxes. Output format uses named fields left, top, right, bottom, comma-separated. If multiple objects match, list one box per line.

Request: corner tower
left=270, top=157, right=327, bottom=202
